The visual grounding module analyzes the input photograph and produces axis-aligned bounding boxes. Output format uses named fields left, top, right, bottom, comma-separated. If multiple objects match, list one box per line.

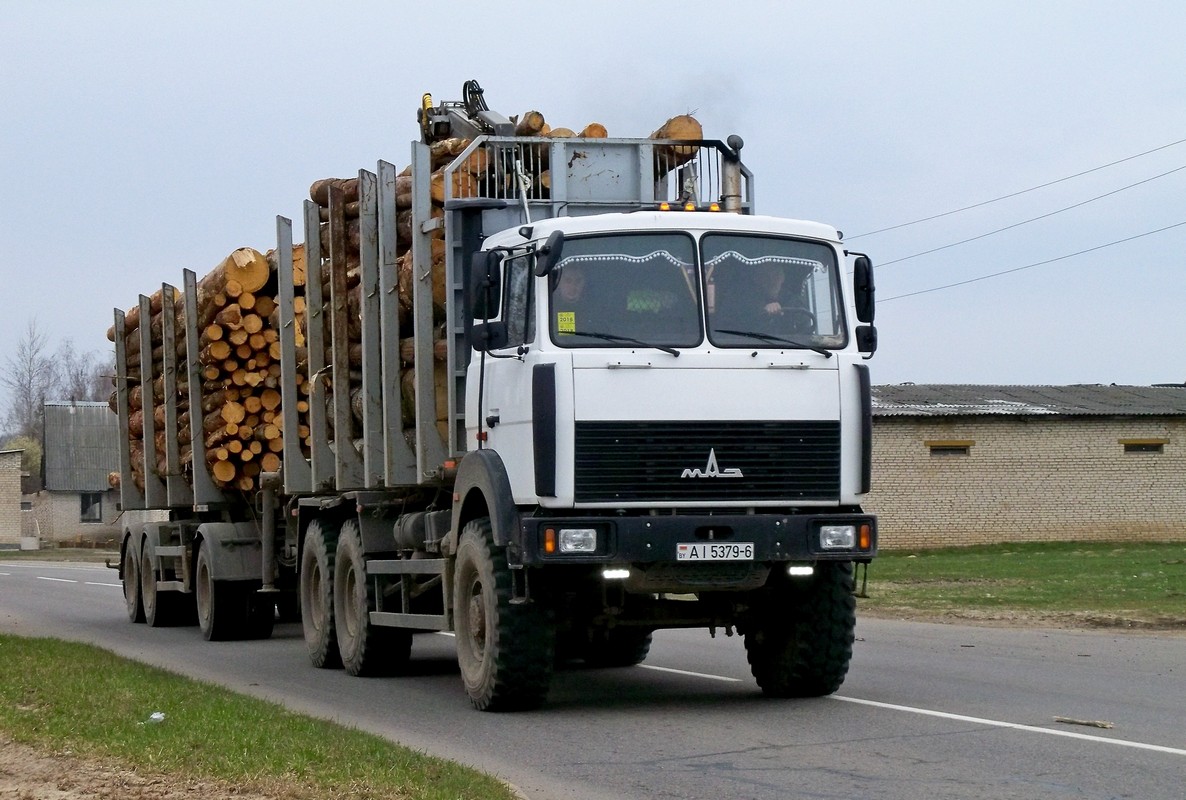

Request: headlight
left=819, top=525, right=856, bottom=550
left=559, top=528, right=597, bottom=553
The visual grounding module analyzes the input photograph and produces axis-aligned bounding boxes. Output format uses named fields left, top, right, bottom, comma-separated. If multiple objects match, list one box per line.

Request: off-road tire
left=583, top=628, right=654, bottom=668
left=453, top=518, right=555, bottom=711
left=141, top=549, right=189, bottom=627
left=243, top=590, right=276, bottom=640
left=744, top=561, right=856, bottom=697
left=334, top=520, right=411, bottom=676
left=195, top=540, right=244, bottom=641
left=122, top=539, right=145, bottom=624
left=300, top=518, right=342, bottom=668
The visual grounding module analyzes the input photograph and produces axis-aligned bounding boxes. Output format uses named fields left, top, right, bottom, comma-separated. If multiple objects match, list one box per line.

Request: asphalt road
left=2, top=558, right=1183, bottom=799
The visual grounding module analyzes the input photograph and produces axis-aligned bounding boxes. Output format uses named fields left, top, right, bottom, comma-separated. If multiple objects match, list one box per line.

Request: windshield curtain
left=703, top=234, right=847, bottom=349
left=548, top=233, right=701, bottom=348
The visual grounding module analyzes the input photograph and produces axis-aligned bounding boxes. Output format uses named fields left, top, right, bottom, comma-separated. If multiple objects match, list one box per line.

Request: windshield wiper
left=572, top=330, right=681, bottom=357
left=714, top=329, right=833, bottom=357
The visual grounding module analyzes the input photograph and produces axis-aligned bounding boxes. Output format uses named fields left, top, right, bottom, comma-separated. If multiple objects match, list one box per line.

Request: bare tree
left=55, top=339, right=112, bottom=402
left=1, top=319, right=56, bottom=441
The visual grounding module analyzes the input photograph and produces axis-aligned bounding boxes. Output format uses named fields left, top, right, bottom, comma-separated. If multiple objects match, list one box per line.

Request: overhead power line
left=880, top=220, right=1186, bottom=303
left=848, top=136, right=1186, bottom=239
left=878, top=163, right=1186, bottom=267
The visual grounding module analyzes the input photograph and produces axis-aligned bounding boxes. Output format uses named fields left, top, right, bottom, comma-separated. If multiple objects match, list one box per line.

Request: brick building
left=865, top=385, right=1186, bottom=549
left=0, top=449, right=23, bottom=549
left=34, top=401, right=122, bottom=546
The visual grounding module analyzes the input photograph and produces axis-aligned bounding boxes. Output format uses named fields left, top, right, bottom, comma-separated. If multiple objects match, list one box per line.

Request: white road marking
left=85, top=581, right=122, bottom=588
left=0, top=572, right=9, bottom=576
left=832, top=695, right=1186, bottom=757
left=639, top=664, right=743, bottom=683
left=635, top=663, right=1185, bottom=757
left=36, top=576, right=77, bottom=584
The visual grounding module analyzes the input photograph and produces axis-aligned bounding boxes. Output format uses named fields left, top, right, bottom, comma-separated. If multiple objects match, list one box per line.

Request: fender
left=139, top=522, right=171, bottom=553
left=450, top=449, right=520, bottom=553
left=194, top=521, right=264, bottom=582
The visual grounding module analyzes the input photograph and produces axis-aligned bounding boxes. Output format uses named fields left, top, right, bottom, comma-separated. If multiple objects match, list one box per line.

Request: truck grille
left=573, top=421, right=840, bottom=503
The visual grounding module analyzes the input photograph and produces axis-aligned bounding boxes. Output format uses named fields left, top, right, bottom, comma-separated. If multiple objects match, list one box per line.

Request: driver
left=754, top=262, right=785, bottom=319
left=553, top=264, right=587, bottom=335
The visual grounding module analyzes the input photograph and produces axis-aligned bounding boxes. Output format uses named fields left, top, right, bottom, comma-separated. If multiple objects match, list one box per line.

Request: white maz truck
left=114, top=84, right=878, bottom=711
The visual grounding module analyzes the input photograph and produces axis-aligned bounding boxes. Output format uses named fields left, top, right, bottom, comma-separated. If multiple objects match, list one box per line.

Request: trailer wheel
left=334, top=520, right=411, bottom=677
left=141, top=549, right=188, bottom=627
left=743, top=562, right=855, bottom=697
left=122, top=538, right=145, bottom=624
left=300, top=518, right=342, bottom=669
left=195, top=540, right=244, bottom=641
left=453, top=518, right=555, bottom=711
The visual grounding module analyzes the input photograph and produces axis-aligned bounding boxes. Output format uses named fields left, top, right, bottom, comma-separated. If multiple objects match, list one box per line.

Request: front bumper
left=513, top=512, right=876, bottom=566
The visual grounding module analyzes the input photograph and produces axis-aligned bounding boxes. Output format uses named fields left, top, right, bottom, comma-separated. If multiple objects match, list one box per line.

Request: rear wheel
left=244, top=590, right=276, bottom=640
left=744, top=562, right=856, bottom=697
left=335, top=520, right=411, bottom=676
left=141, top=549, right=186, bottom=627
left=195, top=540, right=243, bottom=641
left=122, top=539, right=144, bottom=624
left=300, top=518, right=341, bottom=668
left=583, top=628, right=653, bottom=668
left=453, top=518, right=555, bottom=711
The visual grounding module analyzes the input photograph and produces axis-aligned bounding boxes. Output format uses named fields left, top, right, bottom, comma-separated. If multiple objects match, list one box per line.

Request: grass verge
left=0, top=635, right=516, bottom=800
left=857, top=540, right=1186, bottom=629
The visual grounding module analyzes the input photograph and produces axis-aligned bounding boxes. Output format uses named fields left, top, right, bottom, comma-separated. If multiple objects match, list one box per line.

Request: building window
left=80, top=492, right=103, bottom=523
left=925, top=439, right=973, bottom=456
left=1120, top=439, right=1167, bottom=454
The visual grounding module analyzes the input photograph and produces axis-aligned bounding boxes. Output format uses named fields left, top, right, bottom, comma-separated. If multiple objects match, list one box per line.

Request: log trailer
left=113, top=83, right=879, bottom=710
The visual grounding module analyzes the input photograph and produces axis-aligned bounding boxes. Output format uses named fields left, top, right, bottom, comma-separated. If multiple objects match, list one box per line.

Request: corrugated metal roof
left=43, top=401, right=120, bottom=491
left=872, top=384, right=1186, bottom=418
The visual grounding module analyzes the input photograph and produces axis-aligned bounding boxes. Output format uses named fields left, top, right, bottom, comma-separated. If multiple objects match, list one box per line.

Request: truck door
left=466, top=251, right=542, bottom=500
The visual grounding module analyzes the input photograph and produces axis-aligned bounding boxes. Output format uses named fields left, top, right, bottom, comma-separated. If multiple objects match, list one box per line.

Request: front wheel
left=453, top=518, right=555, bottom=711
left=334, top=520, right=411, bottom=676
left=743, top=561, right=856, bottom=697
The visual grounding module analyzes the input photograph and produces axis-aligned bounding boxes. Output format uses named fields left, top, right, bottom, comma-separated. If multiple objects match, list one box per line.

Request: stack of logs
left=109, top=111, right=702, bottom=495
left=108, top=246, right=302, bottom=492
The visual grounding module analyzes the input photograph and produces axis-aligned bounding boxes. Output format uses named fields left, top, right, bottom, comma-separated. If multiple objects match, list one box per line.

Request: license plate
left=676, top=542, right=754, bottom=561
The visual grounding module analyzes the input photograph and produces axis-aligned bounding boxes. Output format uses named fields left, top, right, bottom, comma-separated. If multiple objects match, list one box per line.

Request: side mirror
left=856, top=324, right=878, bottom=354
left=853, top=255, right=875, bottom=323
left=466, top=250, right=504, bottom=351
left=533, top=230, right=565, bottom=276
left=468, top=250, right=503, bottom=319
left=472, top=321, right=508, bottom=352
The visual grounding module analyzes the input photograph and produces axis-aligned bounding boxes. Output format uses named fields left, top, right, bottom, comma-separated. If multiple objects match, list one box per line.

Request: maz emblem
left=681, top=448, right=743, bottom=479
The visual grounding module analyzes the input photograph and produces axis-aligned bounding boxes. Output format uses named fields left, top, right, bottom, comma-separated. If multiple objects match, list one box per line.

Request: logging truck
left=111, top=82, right=879, bottom=710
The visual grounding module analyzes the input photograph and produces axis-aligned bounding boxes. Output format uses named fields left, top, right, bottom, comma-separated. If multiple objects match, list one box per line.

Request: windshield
left=549, top=233, right=701, bottom=348
left=703, top=234, right=846, bottom=349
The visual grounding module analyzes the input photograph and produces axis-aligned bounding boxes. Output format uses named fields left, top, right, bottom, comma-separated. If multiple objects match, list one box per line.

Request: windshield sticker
left=556, top=311, right=577, bottom=334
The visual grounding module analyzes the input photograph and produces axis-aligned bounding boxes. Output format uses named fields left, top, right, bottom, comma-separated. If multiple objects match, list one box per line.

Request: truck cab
left=450, top=205, right=877, bottom=705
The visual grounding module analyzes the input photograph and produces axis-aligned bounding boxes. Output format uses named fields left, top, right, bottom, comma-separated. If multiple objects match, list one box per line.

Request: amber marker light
left=859, top=524, right=872, bottom=550
left=658, top=201, right=672, bottom=211
left=544, top=528, right=556, bottom=554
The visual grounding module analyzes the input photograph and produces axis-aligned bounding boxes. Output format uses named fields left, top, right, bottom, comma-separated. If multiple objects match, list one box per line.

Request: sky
left=3, top=0, right=1185, bottom=422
